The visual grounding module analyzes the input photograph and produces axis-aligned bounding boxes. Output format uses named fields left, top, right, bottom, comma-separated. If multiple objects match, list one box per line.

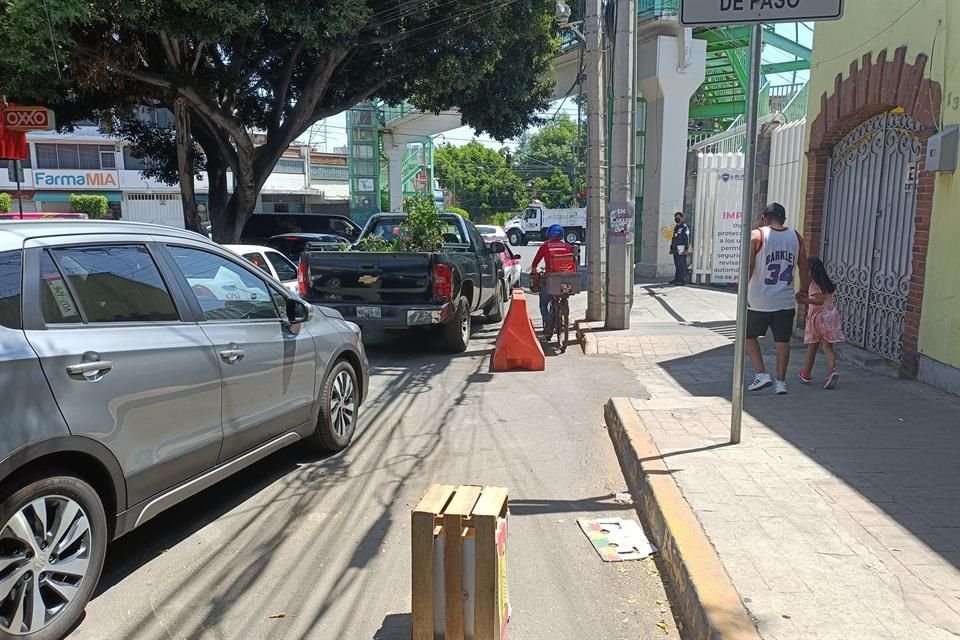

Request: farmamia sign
left=33, top=171, right=118, bottom=188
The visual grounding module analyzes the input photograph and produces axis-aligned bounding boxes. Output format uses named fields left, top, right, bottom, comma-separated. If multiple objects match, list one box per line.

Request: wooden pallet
left=412, top=485, right=509, bottom=640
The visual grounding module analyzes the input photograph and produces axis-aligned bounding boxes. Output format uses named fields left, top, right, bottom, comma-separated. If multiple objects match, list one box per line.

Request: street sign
left=7, top=160, right=24, bottom=184
left=680, top=0, right=844, bottom=26
left=2, top=106, right=55, bottom=131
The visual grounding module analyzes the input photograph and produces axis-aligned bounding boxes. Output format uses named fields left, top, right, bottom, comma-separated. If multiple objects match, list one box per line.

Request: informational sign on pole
left=680, top=0, right=844, bottom=26
left=678, top=0, right=845, bottom=444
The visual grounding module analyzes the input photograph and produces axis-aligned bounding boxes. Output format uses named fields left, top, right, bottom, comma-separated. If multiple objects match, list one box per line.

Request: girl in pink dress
left=798, top=257, right=845, bottom=389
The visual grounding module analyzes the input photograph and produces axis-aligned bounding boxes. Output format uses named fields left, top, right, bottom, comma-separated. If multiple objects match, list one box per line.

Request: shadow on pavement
left=655, top=338, right=960, bottom=572
left=372, top=613, right=411, bottom=639
left=91, top=325, right=498, bottom=640
left=509, top=495, right=635, bottom=517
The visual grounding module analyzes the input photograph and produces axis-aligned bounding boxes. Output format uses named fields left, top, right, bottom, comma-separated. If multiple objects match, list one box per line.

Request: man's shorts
left=747, top=308, right=796, bottom=342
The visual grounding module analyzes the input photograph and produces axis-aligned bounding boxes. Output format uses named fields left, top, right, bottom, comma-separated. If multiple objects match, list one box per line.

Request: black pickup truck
left=298, top=213, right=508, bottom=351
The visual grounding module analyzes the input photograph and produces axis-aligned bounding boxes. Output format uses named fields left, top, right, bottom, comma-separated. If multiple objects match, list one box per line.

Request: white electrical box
left=925, top=125, right=959, bottom=173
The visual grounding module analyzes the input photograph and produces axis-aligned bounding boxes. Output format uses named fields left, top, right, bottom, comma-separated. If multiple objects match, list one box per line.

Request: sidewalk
left=584, top=283, right=960, bottom=640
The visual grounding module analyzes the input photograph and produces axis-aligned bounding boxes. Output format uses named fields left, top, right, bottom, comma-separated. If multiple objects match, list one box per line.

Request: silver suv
left=0, top=221, right=368, bottom=639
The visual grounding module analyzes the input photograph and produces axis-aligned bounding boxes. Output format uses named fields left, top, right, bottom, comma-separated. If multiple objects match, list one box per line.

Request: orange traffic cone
left=492, top=288, right=545, bottom=372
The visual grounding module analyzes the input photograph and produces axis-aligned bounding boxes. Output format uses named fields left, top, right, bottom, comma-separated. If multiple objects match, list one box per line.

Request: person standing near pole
left=669, top=212, right=691, bottom=285
left=745, top=202, right=808, bottom=395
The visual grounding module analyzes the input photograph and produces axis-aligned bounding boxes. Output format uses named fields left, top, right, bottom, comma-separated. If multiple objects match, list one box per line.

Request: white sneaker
left=775, top=380, right=788, bottom=395
left=748, top=373, right=773, bottom=391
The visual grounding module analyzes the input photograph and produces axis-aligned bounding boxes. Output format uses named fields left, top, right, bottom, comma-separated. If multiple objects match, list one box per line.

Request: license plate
left=356, top=305, right=381, bottom=319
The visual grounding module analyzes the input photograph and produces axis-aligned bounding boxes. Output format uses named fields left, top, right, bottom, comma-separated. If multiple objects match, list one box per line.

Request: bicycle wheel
left=555, top=295, right=569, bottom=352
left=561, top=296, right=570, bottom=352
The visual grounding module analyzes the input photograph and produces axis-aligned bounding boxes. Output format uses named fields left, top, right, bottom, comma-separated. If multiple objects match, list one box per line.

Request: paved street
left=69, top=296, right=679, bottom=640
left=586, top=283, right=960, bottom=640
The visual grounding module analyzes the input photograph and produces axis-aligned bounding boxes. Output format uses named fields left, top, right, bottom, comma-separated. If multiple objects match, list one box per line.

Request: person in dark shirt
left=669, top=212, right=691, bottom=285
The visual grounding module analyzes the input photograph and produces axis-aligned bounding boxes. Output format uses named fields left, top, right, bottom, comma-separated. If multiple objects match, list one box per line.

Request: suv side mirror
left=488, top=241, right=506, bottom=254
left=286, top=298, right=310, bottom=324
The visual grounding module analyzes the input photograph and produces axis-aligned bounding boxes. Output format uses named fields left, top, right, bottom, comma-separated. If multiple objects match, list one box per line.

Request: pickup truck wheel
left=483, top=282, right=505, bottom=323
left=507, top=230, right=522, bottom=246
left=440, top=298, right=471, bottom=352
left=307, top=360, right=358, bottom=452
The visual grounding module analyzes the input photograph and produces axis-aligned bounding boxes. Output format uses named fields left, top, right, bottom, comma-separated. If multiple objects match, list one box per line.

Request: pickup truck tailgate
left=303, top=252, right=435, bottom=304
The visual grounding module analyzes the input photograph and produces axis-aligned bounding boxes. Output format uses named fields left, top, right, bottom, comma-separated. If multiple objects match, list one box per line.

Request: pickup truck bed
left=299, top=214, right=507, bottom=351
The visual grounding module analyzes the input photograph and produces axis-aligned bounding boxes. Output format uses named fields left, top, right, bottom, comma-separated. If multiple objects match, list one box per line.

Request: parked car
left=299, top=213, right=507, bottom=352
left=475, top=224, right=507, bottom=243
left=267, top=232, right=351, bottom=260
left=239, top=212, right=361, bottom=246
left=490, top=240, right=521, bottom=290
left=225, top=243, right=300, bottom=293
left=0, top=212, right=89, bottom=220
left=0, top=220, right=368, bottom=640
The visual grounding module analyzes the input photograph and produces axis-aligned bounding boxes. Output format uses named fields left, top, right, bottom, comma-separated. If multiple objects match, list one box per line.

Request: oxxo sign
left=2, top=107, right=55, bottom=131
left=680, top=0, right=844, bottom=25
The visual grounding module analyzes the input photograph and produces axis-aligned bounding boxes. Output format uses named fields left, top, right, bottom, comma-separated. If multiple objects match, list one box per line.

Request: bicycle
left=537, top=271, right=579, bottom=353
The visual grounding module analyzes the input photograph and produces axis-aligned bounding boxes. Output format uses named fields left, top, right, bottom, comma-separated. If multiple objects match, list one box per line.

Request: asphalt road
left=70, top=296, right=679, bottom=640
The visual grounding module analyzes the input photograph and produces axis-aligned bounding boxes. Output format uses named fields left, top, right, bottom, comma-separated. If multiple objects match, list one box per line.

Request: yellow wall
left=803, top=0, right=960, bottom=369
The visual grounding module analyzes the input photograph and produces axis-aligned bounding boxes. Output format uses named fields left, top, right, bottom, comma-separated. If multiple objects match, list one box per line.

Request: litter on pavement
left=614, top=491, right=633, bottom=504
left=577, top=517, right=657, bottom=562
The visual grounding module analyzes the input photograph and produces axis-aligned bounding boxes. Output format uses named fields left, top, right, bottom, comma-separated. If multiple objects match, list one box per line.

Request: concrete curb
left=574, top=320, right=599, bottom=356
left=604, top=398, right=762, bottom=640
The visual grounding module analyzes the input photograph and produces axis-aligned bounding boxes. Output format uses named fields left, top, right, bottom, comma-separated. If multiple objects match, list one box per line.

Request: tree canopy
left=0, top=0, right=559, bottom=240
left=513, top=115, right=584, bottom=206
left=435, top=142, right=526, bottom=220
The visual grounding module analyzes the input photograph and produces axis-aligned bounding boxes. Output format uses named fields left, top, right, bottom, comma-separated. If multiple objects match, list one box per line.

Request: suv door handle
left=219, top=348, right=245, bottom=364
left=66, top=360, right=113, bottom=375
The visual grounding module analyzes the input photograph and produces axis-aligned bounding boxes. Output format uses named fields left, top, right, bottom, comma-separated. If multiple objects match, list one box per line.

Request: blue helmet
left=547, top=224, right=564, bottom=239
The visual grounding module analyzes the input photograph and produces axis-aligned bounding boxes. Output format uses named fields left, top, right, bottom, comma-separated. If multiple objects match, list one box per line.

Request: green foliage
left=491, top=212, right=514, bottom=227
left=354, top=236, right=400, bottom=252
left=398, top=194, right=445, bottom=253
left=528, top=168, right=575, bottom=208
left=445, top=206, right=469, bottom=219
left=514, top=116, right=585, bottom=205
left=69, top=194, right=109, bottom=219
left=0, top=193, right=11, bottom=214
left=435, top=142, right=526, bottom=220
left=0, top=0, right=560, bottom=241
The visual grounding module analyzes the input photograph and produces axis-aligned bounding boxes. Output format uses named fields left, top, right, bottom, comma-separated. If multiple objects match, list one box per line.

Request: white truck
left=505, top=200, right=586, bottom=246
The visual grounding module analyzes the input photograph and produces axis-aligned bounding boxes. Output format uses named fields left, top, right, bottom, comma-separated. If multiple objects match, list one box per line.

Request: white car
left=224, top=244, right=299, bottom=293
left=476, top=224, right=508, bottom=243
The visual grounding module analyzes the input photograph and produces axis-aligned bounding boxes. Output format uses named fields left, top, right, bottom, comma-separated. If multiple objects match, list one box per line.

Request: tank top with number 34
left=748, top=226, right=800, bottom=312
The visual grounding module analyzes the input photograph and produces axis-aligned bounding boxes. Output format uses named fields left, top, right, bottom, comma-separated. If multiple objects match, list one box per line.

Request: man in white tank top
left=745, top=203, right=809, bottom=395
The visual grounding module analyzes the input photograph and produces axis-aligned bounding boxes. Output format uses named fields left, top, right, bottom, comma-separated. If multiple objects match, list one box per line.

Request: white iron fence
left=691, top=118, right=806, bottom=284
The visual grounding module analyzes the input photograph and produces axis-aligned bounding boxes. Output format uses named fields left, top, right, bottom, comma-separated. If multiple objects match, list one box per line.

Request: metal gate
left=821, top=112, right=921, bottom=363
left=123, top=192, right=184, bottom=228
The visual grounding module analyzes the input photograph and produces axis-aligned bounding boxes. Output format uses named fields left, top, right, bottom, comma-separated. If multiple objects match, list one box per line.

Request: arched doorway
left=803, top=46, right=941, bottom=375
left=821, top=112, right=922, bottom=364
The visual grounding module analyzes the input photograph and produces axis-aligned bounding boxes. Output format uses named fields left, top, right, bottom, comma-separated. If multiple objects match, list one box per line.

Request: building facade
left=0, top=125, right=350, bottom=228
left=800, top=0, right=959, bottom=392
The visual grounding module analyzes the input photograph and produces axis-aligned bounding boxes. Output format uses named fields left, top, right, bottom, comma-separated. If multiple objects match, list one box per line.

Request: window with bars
left=310, top=165, right=349, bottom=181
left=274, top=158, right=305, bottom=174
left=34, top=144, right=117, bottom=170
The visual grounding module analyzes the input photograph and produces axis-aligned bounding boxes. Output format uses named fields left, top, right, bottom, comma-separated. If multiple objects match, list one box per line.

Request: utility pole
left=605, top=0, right=635, bottom=329
left=584, top=0, right=606, bottom=321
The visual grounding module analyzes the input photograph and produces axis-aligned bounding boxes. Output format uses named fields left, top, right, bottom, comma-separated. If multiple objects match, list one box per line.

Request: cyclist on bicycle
left=530, top=224, right=577, bottom=336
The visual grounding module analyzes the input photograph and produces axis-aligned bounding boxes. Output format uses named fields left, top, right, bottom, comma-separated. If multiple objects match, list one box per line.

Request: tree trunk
left=174, top=99, right=202, bottom=232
